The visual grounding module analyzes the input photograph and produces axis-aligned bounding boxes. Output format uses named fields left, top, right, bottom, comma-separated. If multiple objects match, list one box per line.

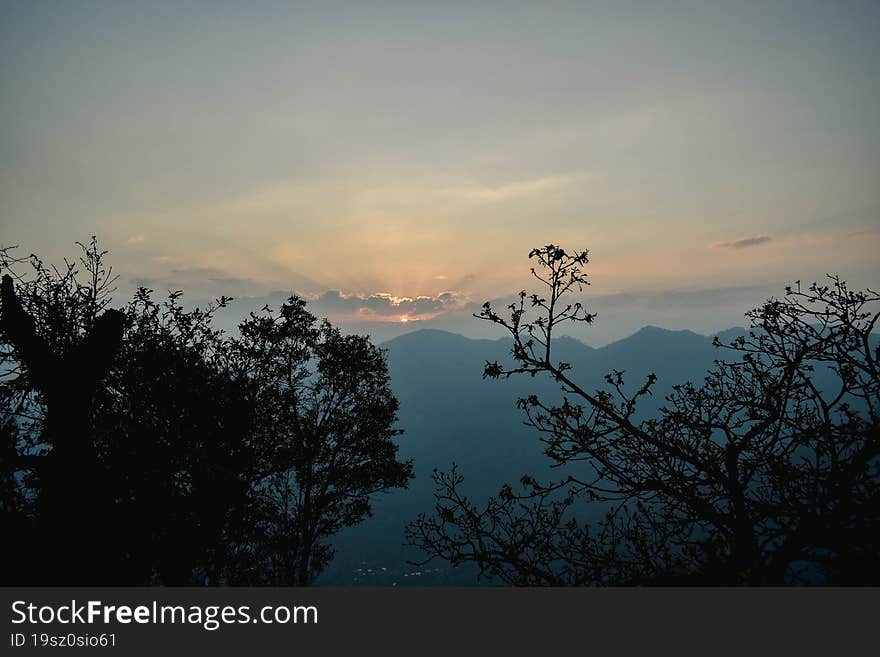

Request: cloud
left=311, top=289, right=468, bottom=322
left=588, top=285, right=769, bottom=310
left=130, top=269, right=269, bottom=298
left=126, top=234, right=145, bottom=245
left=129, top=265, right=319, bottom=299
left=712, top=235, right=772, bottom=249
left=846, top=227, right=880, bottom=240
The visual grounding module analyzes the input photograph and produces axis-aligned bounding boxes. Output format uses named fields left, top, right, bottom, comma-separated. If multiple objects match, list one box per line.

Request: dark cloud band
left=713, top=236, right=772, bottom=249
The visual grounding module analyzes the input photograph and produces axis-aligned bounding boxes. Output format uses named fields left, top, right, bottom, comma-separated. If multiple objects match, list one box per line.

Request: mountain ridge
left=379, top=324, right=748, bottom=351
left=319, top=322, right=752, bottom=585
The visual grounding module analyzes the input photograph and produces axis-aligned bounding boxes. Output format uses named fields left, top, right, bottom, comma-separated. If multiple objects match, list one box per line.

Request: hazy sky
left=2, top=1, right=879, bottom=343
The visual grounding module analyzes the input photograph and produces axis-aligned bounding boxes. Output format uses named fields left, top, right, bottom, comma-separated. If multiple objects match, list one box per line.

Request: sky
left=2, top=1, right=879, bottom=344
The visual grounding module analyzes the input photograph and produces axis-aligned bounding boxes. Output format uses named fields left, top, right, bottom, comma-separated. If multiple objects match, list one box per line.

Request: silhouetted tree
left=227, top=298, right=413, bottom=585
left=0, top=239, right=411, bottom=585
left=1, top=241, right=126, bottom=583
left=407, top=245, right=880, bottom=585
left=91, top=285, right=256, bottom=584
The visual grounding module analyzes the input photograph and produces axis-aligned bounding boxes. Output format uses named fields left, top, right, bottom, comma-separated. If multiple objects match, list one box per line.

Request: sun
left=399, top=316, right=409, bottom=323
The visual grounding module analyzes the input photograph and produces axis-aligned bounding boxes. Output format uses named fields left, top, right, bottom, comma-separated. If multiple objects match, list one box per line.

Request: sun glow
left=399, top=316, right=409, bottom=323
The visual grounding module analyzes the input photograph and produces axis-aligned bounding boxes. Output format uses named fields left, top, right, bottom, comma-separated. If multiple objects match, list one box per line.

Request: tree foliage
left=407, top=245, right=880, bottom=585
left=227, top=299, right=412, bottom=585
left=0, top=239, right=411, bottom=584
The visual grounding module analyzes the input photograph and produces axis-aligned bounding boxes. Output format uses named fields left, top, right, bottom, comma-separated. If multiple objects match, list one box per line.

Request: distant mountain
left=317, top=325, right=747, bottom=585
